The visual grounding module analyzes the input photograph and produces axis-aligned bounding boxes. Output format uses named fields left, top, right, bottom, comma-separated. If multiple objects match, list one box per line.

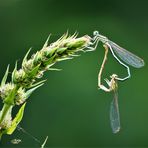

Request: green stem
left=0, top=104, right=13, bottom=126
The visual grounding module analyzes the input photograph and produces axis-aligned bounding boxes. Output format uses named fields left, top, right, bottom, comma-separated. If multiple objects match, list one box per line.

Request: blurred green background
left=0, top=0, right=147, bottom=147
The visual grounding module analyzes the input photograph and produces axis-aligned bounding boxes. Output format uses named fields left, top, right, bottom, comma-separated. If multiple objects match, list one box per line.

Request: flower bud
left=13, top=69, right=26, bottom=82
left=0, top=83, right=15, bottom=99
left=23, top=59, right=34, bottom=72
left=15, top=87, right=26, bottom=105
left=64, top=36, right=91, bottom=49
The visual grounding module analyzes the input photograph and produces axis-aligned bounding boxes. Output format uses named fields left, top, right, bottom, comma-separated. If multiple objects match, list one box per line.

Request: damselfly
left=89, top=32, right=145, bottom=133
left=87, top=31, right=145, bottom=81
left=97, top=44, right=121, bottom=133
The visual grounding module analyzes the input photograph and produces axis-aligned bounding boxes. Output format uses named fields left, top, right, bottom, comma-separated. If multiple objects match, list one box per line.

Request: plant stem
left=0, top=104, right=13, bottom=123
left=0, top=32, right=93, bottom=138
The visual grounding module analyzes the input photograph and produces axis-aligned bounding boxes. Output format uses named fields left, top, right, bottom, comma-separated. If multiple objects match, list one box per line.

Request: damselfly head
left=93, top=31, right=99, bottom=36
left=93, top=31, right=108, bottom=43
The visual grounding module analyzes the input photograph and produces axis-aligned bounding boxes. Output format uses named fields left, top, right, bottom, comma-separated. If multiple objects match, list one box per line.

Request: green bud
left=56, top=47, right=67, bottom=55
left=66, top=36, right=90, bottom=49
left=45, top=47, right=57, bottom=57
left=15, top=88, right=26, bottom=105
left=13, top=69, right=26, bottom=83
left=33, top=51, right=43, bottom=65
left=36, top=70, right=44, bottom=78
left=23, top=59, right=34, bottom=72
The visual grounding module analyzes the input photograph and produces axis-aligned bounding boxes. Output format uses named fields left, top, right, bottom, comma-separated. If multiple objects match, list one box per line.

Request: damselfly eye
left=93, top=31, right=99, bottom=36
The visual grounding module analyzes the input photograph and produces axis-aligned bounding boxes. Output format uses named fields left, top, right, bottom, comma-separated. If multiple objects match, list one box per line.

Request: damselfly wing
left=108, top=40, right=144, bottom=68
left=110, top=81, right=120, bottom=133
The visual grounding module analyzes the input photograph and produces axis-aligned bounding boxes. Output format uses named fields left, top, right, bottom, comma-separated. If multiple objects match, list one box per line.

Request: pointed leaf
left=56, top=32, right=68, bottom=43
left=56, top=57, right=73, bottom=62
left=42, top=34, right=51, bottom=49
left=48, top=68, right=62, bottom=71
left=57, top=47, right=67, bottom=54
left=70, top=54, right=80, bottom=57
left=28, top=79, right=47, bottom=88
left=1, top=65, right=10, bottom=87
left=28, top=64, right=40, bottom=78
left=3, top=87, right=16, bottom=105
left=43, top=55, right=55, bottom=66
left=6, top=103, right=26, bottom=135
left=25, top=83, right=44, bottom=99
left=22, top=48, right=32, bottom=66
left=11, top=62, right=17, bottom=83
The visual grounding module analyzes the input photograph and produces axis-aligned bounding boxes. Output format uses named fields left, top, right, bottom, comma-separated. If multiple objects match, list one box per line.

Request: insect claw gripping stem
left=85, top=32, right=100, bottom=52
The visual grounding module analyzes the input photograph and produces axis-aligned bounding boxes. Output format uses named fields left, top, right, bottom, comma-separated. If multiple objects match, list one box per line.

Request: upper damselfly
left=87, top=31, right=145, bottom=81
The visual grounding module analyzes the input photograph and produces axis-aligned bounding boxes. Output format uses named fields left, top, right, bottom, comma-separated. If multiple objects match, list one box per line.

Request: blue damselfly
left=87, top=31, right=145, bottom=81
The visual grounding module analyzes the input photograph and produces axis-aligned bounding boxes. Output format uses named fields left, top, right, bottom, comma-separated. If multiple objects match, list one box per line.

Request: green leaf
left=22, top=48, right=32, bottom=66
left=56, top=32, right=68, bottom=43
left=46, top=47, right=57, bottom=57
left=0, top=104, right=13, bottom=124
left=1, top=65, right=10, bottom=87
left=56, top=57, right=73, bottom=62
left=57, top=47, right=67, bottom=54
left=11, top=62, right=17, bottom=83
left=28, top=64, right=40, bottom=78
left=25, top=83, right=44, bottom=99
left=48, top=68, right=62, bottom=71
left=6, top=103, right=26, bottom=135
left=42, top=34, right=51, bottom=49
left=3, top=87, right=16, bottom=105
left=43, top=54, right=55, bottom=66
left=70, top=54, right=80, bottom=57
left=28, top=79, right=47, bottom=88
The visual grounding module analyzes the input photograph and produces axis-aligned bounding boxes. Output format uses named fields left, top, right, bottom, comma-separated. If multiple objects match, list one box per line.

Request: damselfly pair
left=87, top=31, right=145, bottom=133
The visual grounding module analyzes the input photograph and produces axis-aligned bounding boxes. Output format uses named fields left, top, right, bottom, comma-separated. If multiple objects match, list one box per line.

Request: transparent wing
left=110, top=89, right=120, bottom=133
left=108, top=40, right=145, bottom=68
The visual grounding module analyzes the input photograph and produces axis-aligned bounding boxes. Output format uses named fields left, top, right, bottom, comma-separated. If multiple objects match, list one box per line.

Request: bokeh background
left=0, top=0, right=148, bottom=147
